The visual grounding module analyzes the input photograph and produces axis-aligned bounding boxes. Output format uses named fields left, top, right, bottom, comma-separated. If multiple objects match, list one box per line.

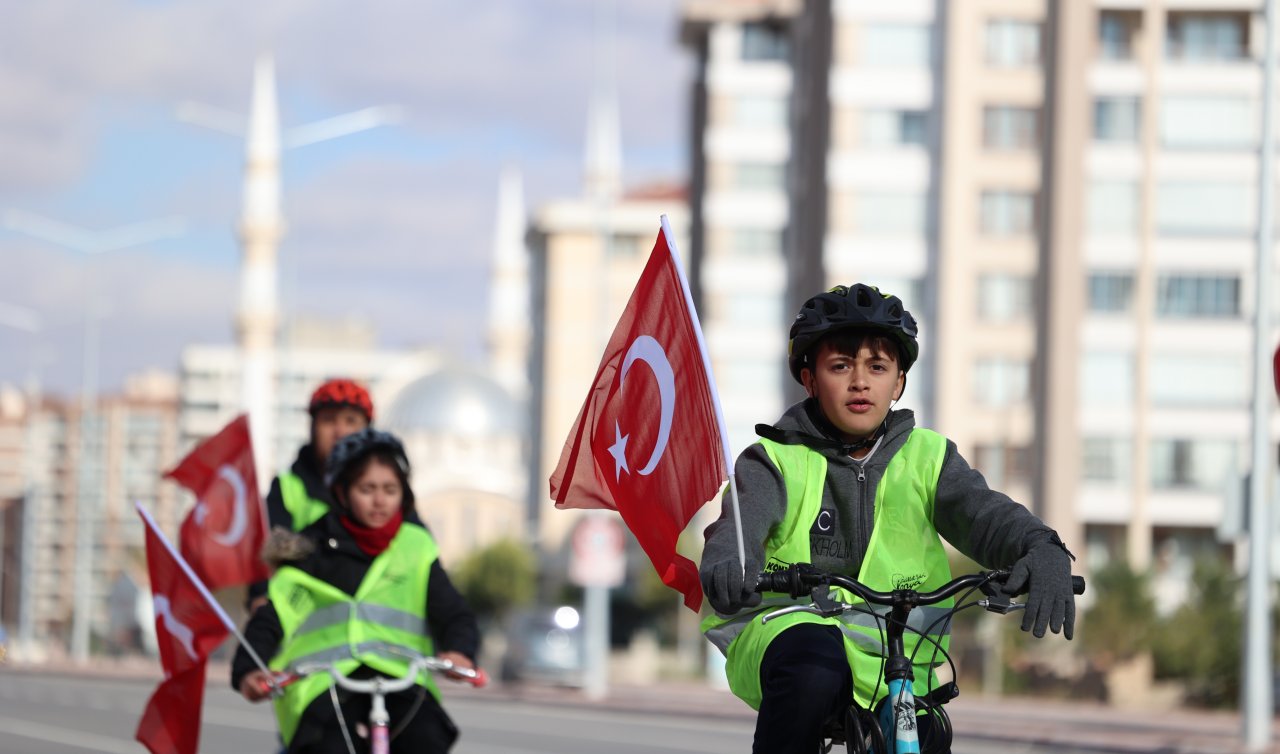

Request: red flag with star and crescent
left=135, top=503, right=233, bottom=754
left=164, top=414, right=268, bottom=591
left=550, top=216, right=730, bottom=612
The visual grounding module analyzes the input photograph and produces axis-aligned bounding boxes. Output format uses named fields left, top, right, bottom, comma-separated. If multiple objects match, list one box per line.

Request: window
left=1149, top=353, right=1247, bottom=405
left=986, top=19, right=1041, bottom=67
left=1166, top=12, right=1248, bottom=62
left=1160, top=96, right=1254, bottom=149
left=732, top=162, right=786, bottom=191
left=973, top=358, right=1029, bottom=406
left=983, top=106, right=1040, bottom=149
left=1156, top=182, right=1252, bottom=235
left=1082, top=437, right=1132, bottom=482
left=980, top=190, right=1036, bottom=235
left=1087, top=272, right=1135, bottom=313
left=1094, top=97, right=1140, bottom=142
left=973, top=443, right=1032, bottom=485
left=862, top=24, right=933, bottom=67
left=977, top=274, right=1033, bottom=321
left=1080, top=352, right=1133, bottom=403
left=854, top=192, right=928, bottom=235
left=1087, top=182, right=1140, bottom=236
left=730, top=228, right=783, bottom=257
left=1150, top=438, right=1237, bottom=490
left=1099, top=11, right=1139, bottom=61
left=862, top=109, right=928, bottom=147
left=734, top=95, right=788, bottom=129
left=726, top=292, right=784, bottom=327
left=1155, top=274, right=1241, bottom=318
left=742, top=21, right=789, bottom=62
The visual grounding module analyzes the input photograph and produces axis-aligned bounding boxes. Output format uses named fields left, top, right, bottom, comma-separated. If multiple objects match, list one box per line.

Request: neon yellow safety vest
left=267, top=523, right=440, bottom=745
left=702, top=428, right=952, bottom=712
left=279, top=472, right=332, bottom=532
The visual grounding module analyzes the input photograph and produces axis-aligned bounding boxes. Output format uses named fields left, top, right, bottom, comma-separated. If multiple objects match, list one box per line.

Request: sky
left=0, top=0, right=690, bottom=397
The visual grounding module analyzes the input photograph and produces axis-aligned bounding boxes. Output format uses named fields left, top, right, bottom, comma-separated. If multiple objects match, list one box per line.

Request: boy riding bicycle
left=699, top=284, right=1077, bottom=754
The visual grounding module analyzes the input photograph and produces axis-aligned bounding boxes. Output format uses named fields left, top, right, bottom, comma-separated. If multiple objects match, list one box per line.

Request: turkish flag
left=164, top=414, right=268, bottom=590
left=550, top=217, right=729, bottom=611
left=136, top=503, right=231, bottom=754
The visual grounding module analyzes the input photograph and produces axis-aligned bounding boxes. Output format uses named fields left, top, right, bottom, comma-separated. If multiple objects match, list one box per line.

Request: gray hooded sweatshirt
left=701, top=399, right=1059, bottom=580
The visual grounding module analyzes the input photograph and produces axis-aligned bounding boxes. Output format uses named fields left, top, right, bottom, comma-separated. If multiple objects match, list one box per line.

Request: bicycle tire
left=835, top=704, right=885, bottom=754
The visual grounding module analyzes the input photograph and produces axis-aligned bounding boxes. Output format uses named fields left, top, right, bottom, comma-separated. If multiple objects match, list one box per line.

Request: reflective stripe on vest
left=279, top=472, right=331, bottom=532
left=267, top=524, right=439, bottom=745
left=701, top=428, right=950, bottom=711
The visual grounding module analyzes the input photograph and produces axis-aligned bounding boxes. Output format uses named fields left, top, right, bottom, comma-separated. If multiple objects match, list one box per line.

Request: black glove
left=1002, top=540, right=1075, bottom=640
left=701, top=560, right=762, bottom=614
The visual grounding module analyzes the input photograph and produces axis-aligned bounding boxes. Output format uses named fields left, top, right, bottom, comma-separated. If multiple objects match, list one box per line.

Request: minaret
left=237, top=54, right=284, bottom=482
left=584, top=1, right=622, bottom=203
left=487, top=167, right=531, bottom=400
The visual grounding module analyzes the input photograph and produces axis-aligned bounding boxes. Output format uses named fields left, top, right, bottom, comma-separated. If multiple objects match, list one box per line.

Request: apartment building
left=1044, top=2, right=1280, bottom=602
left=679, top=0, right=1280, bottom=600
left=0, top=375, right=181, bottom=654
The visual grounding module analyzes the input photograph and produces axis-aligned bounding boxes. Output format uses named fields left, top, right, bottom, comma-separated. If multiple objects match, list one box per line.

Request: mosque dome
left=383, top=365, right=524, bottom=438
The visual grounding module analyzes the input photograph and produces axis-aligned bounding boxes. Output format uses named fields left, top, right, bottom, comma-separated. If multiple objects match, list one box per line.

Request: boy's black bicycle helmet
left=788, top=283, right=919, bottom=383
left=324, top=427, right=412, bottom=496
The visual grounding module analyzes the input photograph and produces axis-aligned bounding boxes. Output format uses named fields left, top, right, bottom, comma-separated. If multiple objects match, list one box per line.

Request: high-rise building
left=2, top=374, right=180, bottom=655
left=1039, top=2, right=1279, bottom=606
left=678, top=0, right=1280, bottom=606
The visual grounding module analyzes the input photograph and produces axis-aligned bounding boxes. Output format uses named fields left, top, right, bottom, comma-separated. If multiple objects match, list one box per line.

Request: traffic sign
left=569, top=515, right=625, bottom=588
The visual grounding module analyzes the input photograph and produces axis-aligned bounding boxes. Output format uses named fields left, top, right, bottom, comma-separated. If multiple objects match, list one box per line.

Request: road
left=0, top=669, right=1273, bottom=753
left=0, top=671, right=756, bottom=754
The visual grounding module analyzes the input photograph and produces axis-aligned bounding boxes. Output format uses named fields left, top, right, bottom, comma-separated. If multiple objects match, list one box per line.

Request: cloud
left=0, top=0, right=690, bottom=395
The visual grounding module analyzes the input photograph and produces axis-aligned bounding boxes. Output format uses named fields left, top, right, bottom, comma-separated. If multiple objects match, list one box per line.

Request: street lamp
left=2, top=210, right=183, bottom=663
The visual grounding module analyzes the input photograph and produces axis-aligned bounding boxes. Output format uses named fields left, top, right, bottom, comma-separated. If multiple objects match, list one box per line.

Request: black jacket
left=231, top=512, right=478, bottom=753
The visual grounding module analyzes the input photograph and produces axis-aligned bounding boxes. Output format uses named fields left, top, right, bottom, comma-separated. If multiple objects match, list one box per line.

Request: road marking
left=0, top=716, right=138, bottom=754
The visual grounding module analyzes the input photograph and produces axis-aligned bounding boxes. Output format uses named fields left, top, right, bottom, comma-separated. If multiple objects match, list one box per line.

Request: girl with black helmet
left=247, top=379, right=426, bottom=613
left=699, top=284, right=1077, bottom=754
left=232, top=428, right=479, bottom=753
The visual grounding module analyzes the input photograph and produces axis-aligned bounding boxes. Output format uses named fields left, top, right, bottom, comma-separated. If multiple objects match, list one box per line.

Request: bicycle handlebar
left=755, top=564, right=1086, bottom=604
left=263, top=650, right=487, bottom=697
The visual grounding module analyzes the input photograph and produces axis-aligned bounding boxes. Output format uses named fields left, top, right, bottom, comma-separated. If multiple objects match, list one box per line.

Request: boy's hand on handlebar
left=239, top=669, right=275, bottom=703
left=1002, top=541, right=1076, bottom=640
left=701, top=560, right=762, bottom=614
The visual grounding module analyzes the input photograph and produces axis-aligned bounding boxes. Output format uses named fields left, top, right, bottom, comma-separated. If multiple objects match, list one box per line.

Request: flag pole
left=660, top=215, right=748, bottom=576
left=135, top=501, right=274, bottom=678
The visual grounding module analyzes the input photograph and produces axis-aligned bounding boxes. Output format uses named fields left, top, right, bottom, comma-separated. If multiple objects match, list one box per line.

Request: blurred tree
left=453, top=538, right=536, bottom=624
left=1080, top=560, right=1157, bottom=670
left=1151, top=554, right=1242, bottom=708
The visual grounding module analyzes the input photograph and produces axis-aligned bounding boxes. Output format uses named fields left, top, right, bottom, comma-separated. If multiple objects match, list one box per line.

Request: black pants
left=753, top=623, right=949, bottom=754
left=290, top=686, right=458, bottom=754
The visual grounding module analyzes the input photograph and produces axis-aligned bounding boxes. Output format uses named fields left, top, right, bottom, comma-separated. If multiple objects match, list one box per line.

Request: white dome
left=384, top=365, right=523, bottom=437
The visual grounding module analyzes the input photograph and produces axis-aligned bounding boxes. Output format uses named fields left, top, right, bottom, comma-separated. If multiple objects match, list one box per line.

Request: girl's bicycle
left=755, top=564, right=1086, bottom=754
left=262, top=643, right=487, bottom=754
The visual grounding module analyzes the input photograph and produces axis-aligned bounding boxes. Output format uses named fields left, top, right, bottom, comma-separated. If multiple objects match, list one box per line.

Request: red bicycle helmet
left=308, top=378, right=374, bottom=422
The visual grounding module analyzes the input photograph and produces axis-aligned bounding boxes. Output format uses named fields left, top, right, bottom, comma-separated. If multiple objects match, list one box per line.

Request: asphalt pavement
left=3, top=656, right=1277, bottom=754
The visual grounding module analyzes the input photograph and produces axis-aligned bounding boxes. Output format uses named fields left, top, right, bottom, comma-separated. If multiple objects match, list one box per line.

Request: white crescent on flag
left=152, top=594, right=198, bottom=667
left=194, top=464, right=249, bottom=547
left=608, top=335, right=676, bottom=480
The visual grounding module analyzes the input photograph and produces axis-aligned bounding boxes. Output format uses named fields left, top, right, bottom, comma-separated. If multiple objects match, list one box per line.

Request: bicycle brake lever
left=811, top=587, right=846, bottom=618
left=760, top=603, right=822, bottom=624
left=979, top=597, right=1025, bottom=615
